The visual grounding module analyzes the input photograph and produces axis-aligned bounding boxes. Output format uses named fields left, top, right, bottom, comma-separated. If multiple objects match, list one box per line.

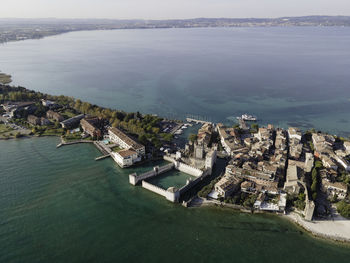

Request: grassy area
left=0, top=73, right=12, bottom=85
left=0, top=123, right=14, bottom=138
left=60, top=110, right=77, bottom=119
left=111, top=146, right=122, bottom=152
left=40, top=128, right=65, bottom=136
left=63, top=132, right=83, bottom=141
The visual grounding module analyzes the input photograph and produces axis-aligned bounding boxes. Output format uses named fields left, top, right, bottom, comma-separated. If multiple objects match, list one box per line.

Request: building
left=214, top=174, right=240, bottom=198
left=334, top=155, right=350, bottom=172
left=241, top=181, right=255, bottom=193
left=27, top=115, right=40, bottom=125
left=225, top=165, right=278, bottom=194
left=80, top=117, right=103, bottom=138
left=322, top=179, right=348, bottom=200
left=108, top=127, right=145, bottom=156
left=284, top=165, right=301, bottom=194
left=344, top=141, right=350, bottom=154
left=60, top=114, right=85, bottom=129
left=194, top=141, right=204, bottom=159
left=46, top=110, right=64, bottom=122
left=288, top=127, right=302, bottom=141
left=205, top=149, right=217, bottom=171
left=2, top=101, right=36, bottom=118
left=41, top=99, right=59, bottom=109
left=110, top=149, right=141, bottom=168
left=40, top=117, right=51, bottom=126
left=197, top=123, right=213, bottom=146
left=321, top=155, right=338, bottom=171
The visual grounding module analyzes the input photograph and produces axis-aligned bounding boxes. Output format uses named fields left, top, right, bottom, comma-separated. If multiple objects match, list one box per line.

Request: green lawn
left=40, top=128, right=65, bottom=136
left=60, top=110, right=77, bottom=119
left=111, top=146, right=122, bottom=152
left=0, top=123, right=13, bottom=136
left=63, top=132, right=83, bottom=141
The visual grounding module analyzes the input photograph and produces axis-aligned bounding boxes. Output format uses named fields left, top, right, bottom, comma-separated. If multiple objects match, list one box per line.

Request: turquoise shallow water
left=1, top=137, right=350, bottom=263
left=147, top=169, right=196, bottom=189
left=1, top=27, right=350, bottom=135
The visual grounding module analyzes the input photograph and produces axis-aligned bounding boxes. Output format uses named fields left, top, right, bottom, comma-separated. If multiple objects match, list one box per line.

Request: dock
left=95, top=154, right=111, bottom=161
left=56, top=139, right=93, bottom=148
left=186, top=117, right=211, bottom=125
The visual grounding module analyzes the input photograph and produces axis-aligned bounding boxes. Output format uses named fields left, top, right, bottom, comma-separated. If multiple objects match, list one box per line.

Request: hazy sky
left=1, top=0, right=349, bottom=19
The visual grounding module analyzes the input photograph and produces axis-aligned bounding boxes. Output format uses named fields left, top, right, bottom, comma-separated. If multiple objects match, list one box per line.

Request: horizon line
left=0, top=15, right=349, bottom=21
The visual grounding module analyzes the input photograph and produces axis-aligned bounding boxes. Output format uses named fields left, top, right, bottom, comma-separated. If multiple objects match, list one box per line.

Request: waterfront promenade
left=286, top=212, right=350, bottom=243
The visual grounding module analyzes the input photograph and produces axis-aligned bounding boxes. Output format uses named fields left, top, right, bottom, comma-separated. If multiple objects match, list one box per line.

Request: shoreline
left=189, top=197, right=350, bottom=244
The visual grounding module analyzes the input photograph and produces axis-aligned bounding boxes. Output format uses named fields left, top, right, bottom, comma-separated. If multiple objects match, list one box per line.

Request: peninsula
left=1, top=16, right=350, bottom=44
left=1, top=82, right=350, bottom=244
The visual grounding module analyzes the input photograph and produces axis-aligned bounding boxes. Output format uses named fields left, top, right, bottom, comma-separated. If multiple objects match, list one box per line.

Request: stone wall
left=129, top=163, right=174, bottom=185
left=142, top=181, right=179, bottom=202
left=163, top=155, right=203, bottom=177
left=176, top=162, right=203, bottom=177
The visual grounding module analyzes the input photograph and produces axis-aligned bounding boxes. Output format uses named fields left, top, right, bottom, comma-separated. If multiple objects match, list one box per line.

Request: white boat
left=236, top=114, right=257, bottom=121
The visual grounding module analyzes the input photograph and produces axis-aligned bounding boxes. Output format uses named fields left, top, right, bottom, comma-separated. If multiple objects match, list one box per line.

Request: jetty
left=186, top=117, right=212, bottom=125
left=56, top=139, right=93, bottom=148
left=56, top=137, right=111, bottom=161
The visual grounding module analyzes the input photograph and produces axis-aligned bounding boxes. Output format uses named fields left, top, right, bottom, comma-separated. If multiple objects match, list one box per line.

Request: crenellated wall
left=163, top=155, right=203, bottom=177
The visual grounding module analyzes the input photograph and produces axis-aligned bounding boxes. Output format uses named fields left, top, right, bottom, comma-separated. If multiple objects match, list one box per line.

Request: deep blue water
left=1, top=27, right=350, bottom=134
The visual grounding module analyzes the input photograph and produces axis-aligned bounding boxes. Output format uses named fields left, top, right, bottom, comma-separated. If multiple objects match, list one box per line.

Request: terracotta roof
left=118, top=149, right=137, bottom=158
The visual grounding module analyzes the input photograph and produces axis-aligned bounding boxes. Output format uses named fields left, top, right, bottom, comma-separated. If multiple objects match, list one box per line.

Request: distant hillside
left=1, top=16, right=350, bottom=43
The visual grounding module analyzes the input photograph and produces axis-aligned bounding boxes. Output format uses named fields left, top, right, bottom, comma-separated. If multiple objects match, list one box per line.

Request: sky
left=0, top=0, right=349, bottom=19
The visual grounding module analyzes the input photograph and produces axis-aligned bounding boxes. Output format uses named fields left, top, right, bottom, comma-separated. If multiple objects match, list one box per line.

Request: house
left=321, top=155, right=338, bottom=171
left=241, top=181, right=255, bottom=193
left=41, top=99, right=59, bottom=109
left=80, top=117, right=103, bottom=138
left=288, top=127, right=302, bottom=141
left=214, top=174, right=240, bottom=198
left=110, top=149, right=141, bottom=168
left=27, top=115, right=40, bottom=125
left=108, top=127, right=145, bottom=156
left=322, top=179, right=348, bottom=200
left=46, top=110, right=64, bottom=122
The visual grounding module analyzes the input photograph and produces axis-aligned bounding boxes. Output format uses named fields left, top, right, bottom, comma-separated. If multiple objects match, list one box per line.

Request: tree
left=188, top=133, right=197, bottom=142
left=161, top=133, right=173, bottom=142
left=251, top=123, right=259, bottom=132
left=337, top=201, right=350, bottom=218
left=138, top=134, right=148, bottom=145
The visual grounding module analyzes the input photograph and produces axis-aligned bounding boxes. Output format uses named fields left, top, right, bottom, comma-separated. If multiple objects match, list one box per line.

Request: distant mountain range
left=1, top=16, right=350, bottom=43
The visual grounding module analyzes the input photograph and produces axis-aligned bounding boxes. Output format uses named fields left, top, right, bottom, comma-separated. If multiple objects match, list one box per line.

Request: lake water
left=2, top=27, right=350, bottom=262
left=1, top=137, right=350, bottom=263
left=1, top=27, right=350, bottom=135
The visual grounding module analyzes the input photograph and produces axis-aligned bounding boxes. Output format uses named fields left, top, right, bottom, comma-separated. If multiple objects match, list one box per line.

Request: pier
left=186, top=117, right=212, bottom=125
left=56, top=137, right=111, bottom=161
left=56, top=139, right=94, bottom=148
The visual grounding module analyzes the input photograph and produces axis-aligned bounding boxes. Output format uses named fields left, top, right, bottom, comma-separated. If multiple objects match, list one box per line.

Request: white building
left=108, top=127, right=145, bottom=156
left=111, top=149, right=141, bottom=168
left=288, top=127, right=302, bottom=141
